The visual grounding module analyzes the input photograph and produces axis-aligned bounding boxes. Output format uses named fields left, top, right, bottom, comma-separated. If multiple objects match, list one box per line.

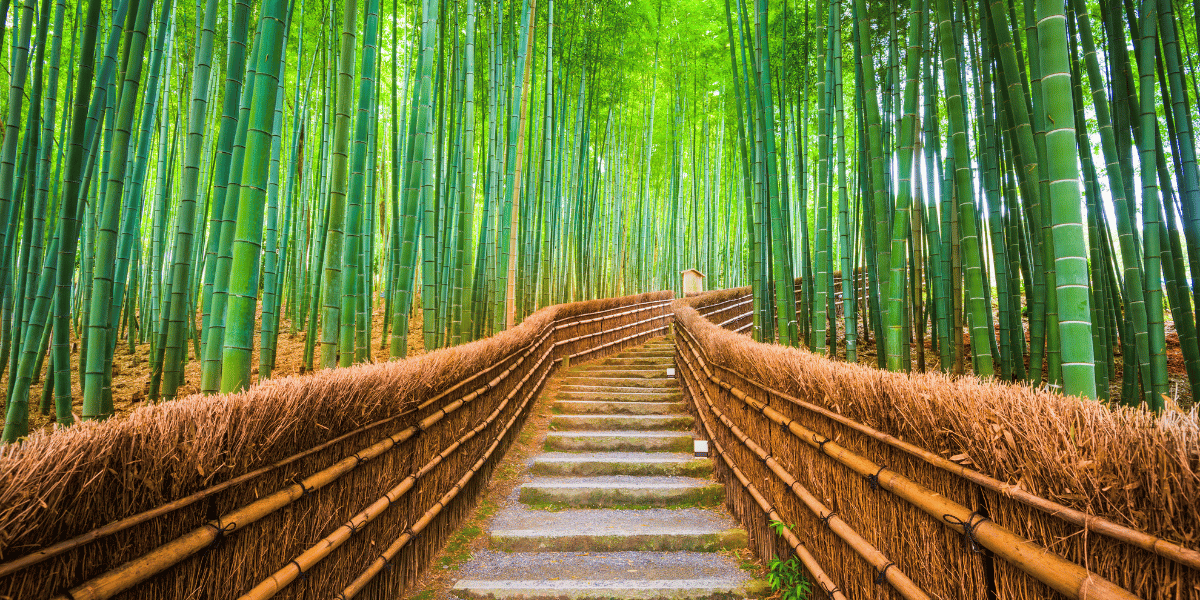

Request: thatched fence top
left=675, top=288, right=1199, bottom=600
left=0, top=291, right=673, bottom=600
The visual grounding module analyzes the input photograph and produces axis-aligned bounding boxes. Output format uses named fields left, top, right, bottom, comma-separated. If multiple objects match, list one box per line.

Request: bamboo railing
left=0, top=292, right=672, bottom=600
left=674, top=291, right=1199, bottom=600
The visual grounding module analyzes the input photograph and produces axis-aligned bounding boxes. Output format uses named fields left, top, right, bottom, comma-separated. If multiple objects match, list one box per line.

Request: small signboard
left=694, top=440, right=709, bottom=458
left=666, top=367, right=676, bottom=378
left=681, top=269, right=707, bottom=296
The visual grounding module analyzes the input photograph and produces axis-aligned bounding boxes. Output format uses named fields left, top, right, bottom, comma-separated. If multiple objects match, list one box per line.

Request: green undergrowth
left=438, top=498, right=499, bottom=569
left=767, top=521, right=812, bottom=600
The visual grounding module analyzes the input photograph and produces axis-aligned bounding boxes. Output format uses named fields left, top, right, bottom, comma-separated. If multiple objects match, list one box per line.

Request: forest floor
left=1, top=304, right=427, bottom=437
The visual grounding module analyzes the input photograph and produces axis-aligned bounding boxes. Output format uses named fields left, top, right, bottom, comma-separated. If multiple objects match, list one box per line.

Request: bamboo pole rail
left=240, top=326, right=559, bottom=600
left=673, top=320, right=1141, bottom=600
left=0, top=321, right=560, bottom=578
left=337, top=331, right=558, bottom=599
left=676, top=333, right=930, bottom=600
left=26, top=296, right=671, bottom=600
left=691, top=304, right=1200, bottom=572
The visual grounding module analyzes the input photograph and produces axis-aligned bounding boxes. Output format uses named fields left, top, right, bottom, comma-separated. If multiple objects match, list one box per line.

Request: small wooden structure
left=681, top=269, right=707, bottom=296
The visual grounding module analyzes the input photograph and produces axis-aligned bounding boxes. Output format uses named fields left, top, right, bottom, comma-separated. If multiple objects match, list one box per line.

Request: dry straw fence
left=0, top=292, right=672, bottom=600
left=677, top=289, right=1200, bottom=600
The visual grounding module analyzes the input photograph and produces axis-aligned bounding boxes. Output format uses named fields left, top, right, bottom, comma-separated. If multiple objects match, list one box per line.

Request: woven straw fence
left=0, top=291, right=672, bottom=600
left=676, top=289, right=1198, bottom=600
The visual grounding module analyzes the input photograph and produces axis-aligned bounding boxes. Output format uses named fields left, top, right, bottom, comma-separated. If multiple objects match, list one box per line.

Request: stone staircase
left=452, top=337, right=767, bottom=600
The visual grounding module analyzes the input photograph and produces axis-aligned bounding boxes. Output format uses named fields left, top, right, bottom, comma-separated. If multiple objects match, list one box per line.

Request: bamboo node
left=865, top=465, right=886, bottom=491
left=874, top=562, right=895, bottom=586
left=943, top=512, right=990, bottom=554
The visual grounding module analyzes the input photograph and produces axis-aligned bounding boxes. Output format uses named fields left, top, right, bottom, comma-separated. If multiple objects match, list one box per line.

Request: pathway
left=451, top=336, right=768, bottom=600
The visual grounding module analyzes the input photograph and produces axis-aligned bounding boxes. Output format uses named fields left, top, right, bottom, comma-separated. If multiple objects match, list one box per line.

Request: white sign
left=666, top=367, right=676, bottom=378
left=694, top=440, right=709, bottom=457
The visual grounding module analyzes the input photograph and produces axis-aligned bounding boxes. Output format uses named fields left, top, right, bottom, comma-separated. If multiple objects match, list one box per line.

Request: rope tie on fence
left=204, top=519, right=237, bottom=551
left=865, top=465, right=886, bottom=491
left=943, top=512, right=990, bottom=554
left=290, top=559, right=307, bottom=581
left=818, top=510, right=838, bottom=529
left=874, top=561, right=894, bottom=585
left=346, top=520, right=361, bottom=536
left=382, top=553, right=394, bottom=571
left=353, top=452, right=369, bottom=466
left=812, top=433, right=832, bottom=454
left=292, top=477, right=315, bottom=497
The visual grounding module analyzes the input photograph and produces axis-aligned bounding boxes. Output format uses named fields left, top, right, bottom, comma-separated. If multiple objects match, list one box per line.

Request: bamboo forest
left=3, top=0, right=1200, bottom=445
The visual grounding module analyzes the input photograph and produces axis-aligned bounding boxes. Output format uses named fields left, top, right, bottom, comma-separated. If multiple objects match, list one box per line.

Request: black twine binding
left=812, top=433, right=832, bottom=454
left=943, top=511, right=991, bottom=554
left=347, top=520, right=361, bottom=535
left=865, top=465, right=886, bottom=491
left=818, top=510, right=838, bottom=529
left=825, top=586, right=841, bottom=597
left=353, top=453, right=369, bottom=466
left=290, top=559, right=307, bottom=580
left=205, top=519, right=237, bottom=551
left=382, top=554, right=394, bottom=571
left=295, top=478, right=315, bottom=496
left=874, top=562, right=895, bottom=585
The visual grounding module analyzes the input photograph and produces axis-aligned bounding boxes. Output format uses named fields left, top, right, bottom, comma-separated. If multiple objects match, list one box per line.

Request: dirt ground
left=1, top=304, right=427, bottom=436
left=6, top=298, right=1194, bottom=436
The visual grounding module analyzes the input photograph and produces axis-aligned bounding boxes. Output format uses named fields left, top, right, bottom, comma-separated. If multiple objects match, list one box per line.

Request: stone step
left=532, top=452, right=712, bottom=477
left=546, top=430, right=693, bottom=452
left=519, top=476, right=724, bottom=508
left=558, top=389, right=683, bottom=402
left=488, top=507, right=745, bottom=552
left=572, top=367, right=676, bottom=379
left=600, top=356, right=676, bottom=367
left=564, top=376, right=677, bottom=389
left=452, top=551, right=768, bottom=600
left=553, top=400, right=686, bottom=415
left=615, top=352, right=676, bottom=360
left=550, top=414, right=693, bottom=431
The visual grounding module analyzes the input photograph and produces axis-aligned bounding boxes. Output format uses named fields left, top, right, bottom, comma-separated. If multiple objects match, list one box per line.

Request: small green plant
left=767, top=521, right=812, bottom=600
left=767, top=556, right=812, bottom=600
